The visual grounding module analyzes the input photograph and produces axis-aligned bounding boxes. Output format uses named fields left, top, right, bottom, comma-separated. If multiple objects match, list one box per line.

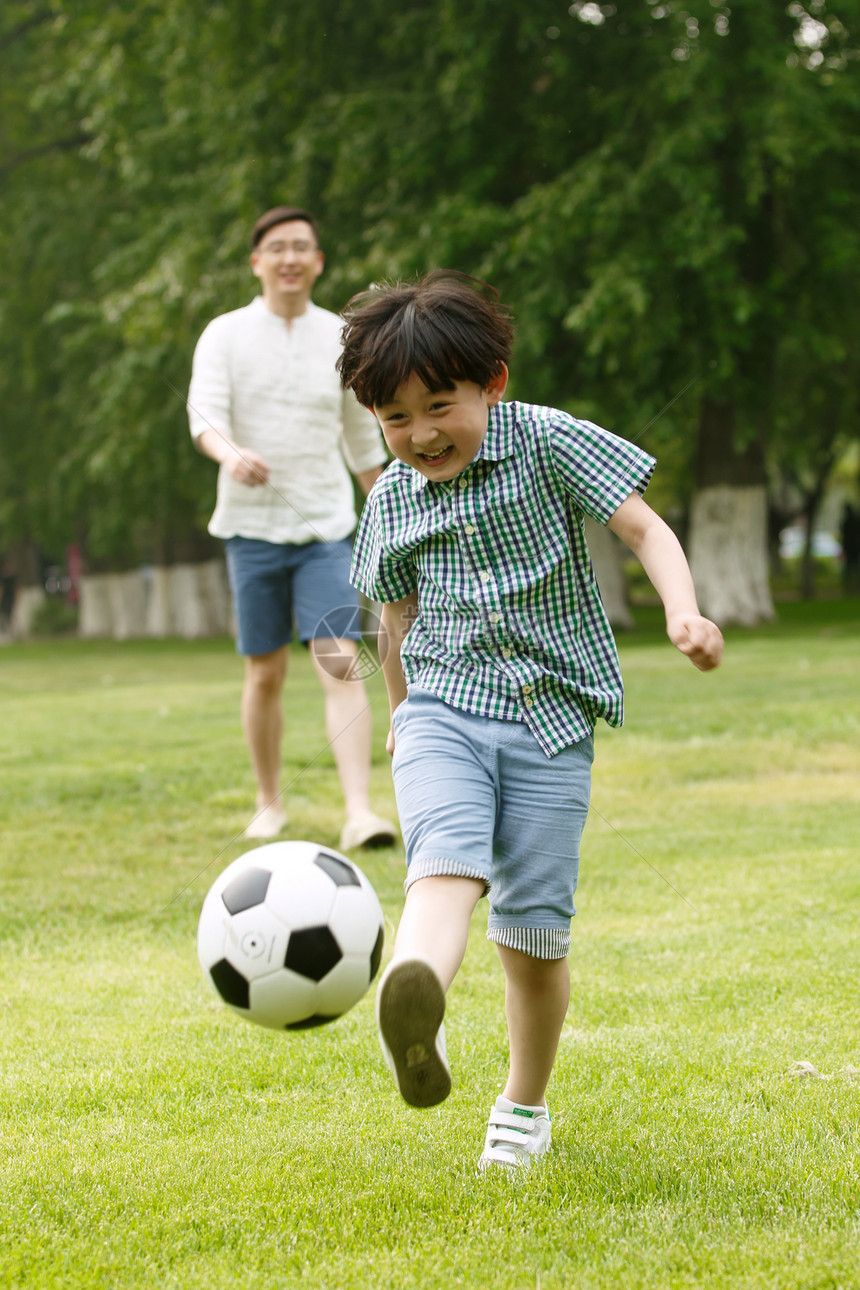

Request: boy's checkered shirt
left=351, top=401, right=656, bottom=757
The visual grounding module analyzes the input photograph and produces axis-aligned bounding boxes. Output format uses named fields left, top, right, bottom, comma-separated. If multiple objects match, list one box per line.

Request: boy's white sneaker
left=375, top=959, right=451, bottom=1107
left=478, top=1096, right=552, bottom=1171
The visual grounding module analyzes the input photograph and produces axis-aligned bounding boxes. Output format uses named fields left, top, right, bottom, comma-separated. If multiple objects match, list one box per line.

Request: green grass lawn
left=1, top=602, right=859, bottom=1289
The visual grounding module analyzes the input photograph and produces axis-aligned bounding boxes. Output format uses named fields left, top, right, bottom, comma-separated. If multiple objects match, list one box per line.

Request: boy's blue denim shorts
left=224, top=536, right=360, bottom=657
left=390, top=690, right=593, bottom=960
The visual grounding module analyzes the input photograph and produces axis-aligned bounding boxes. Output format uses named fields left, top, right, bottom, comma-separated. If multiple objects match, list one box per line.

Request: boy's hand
left=386, top=726, right=396, bottom=757
left=667, top=614, right=724, bottom=671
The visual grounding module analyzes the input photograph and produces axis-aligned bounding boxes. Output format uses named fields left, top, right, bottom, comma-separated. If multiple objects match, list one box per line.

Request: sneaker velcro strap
left=486, top=1126, right=538, bottom=1149
left=488, top=1111, right=537, bottom=1134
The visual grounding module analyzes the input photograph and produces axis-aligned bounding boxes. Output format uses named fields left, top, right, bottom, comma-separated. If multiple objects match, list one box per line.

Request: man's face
left=373, top=368, right=508, bottom=481
left=250, top=220, right=324, bottom=305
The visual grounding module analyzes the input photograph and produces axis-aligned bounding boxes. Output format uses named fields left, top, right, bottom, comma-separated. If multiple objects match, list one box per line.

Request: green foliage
left=0, top=1, right=858, bottom=567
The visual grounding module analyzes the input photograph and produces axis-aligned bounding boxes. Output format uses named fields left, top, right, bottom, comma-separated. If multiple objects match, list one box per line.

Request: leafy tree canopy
left=0, top=0, right=857, bottom=575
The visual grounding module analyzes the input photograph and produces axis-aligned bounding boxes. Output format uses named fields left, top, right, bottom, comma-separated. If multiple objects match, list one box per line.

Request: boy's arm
left=379, top=591, right=419, bottom=753
left=607, top=491, right=724, bottom=671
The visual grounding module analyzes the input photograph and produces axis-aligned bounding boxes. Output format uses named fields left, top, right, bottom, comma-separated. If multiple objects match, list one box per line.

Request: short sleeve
left=548, top=414, right=656, bottom=525
left=350, top=486, right=418, bottom=603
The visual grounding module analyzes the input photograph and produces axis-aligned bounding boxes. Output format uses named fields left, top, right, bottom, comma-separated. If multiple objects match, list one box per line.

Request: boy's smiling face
left=373, top=367, right=508, bottom=481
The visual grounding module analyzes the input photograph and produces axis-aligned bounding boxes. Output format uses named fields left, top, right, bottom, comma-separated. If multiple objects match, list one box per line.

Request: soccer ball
left=197, top=840, right=385, bottom=1030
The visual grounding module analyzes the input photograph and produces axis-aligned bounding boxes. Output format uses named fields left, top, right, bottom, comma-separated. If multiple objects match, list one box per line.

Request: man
left=187, top=205, right=396, bottom=849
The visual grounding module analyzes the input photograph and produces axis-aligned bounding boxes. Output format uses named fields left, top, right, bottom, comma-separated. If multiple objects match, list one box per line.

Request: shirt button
left=489, top=612, right=500, bottom=624
left=525, top=698, right=535, bottom=709
left=458, top=478, right=468, bottom=489
left=463, top=524, right=475, bottom=535
left=522, top=685, right=534, bottom=695
left=501, top=647, right=512, bottom=658
left=477, top=571, right=492, bottom=584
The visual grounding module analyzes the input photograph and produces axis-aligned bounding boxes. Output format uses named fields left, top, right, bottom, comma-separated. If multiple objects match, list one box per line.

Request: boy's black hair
left=337, top=270, right=514, bottom=408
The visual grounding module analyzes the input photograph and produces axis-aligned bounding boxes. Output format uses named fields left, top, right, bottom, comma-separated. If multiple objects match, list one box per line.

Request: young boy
left=337, top=271, right=723, bottom=1171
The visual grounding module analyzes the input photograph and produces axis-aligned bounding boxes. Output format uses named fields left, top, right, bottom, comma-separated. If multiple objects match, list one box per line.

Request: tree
left=482, top=2, right=859, bottom=624
left=1, top=0, right=857, bottom=635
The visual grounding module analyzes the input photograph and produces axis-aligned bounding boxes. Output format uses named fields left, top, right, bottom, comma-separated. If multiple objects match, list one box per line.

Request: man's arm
left=355, top=464, right=385, bottom=495
left=379, top=591, right=419, bottom=754
left=607, top=491, right=723, bottom=671
left=188, top=319, right=271, bottom=487
left=340, top=381, right=388, bottom=487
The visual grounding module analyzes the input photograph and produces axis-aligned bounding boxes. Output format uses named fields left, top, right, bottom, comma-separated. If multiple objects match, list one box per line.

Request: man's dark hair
left=337, top=270, right=514, bottom=408
left=251, top=206, right=321, bottom=249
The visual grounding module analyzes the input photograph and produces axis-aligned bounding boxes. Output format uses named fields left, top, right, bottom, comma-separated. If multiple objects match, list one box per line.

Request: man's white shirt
left=188, top=296, right=387, bottom=544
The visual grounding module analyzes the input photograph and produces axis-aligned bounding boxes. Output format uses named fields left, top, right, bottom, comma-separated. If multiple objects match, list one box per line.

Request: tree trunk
left=9, top=586, right=45, bottom=637
left=144, top=566, right=172, bottom=637
left=584, top=517, right=634, bottom=629
left=197, top=558, right=232, bottom=635
left=108, top=571, right=148, bottom=639
left=77, top=562, right=231, bottom=639
left=793, top=449, right=837, bottom=601
left=689, top=486, right=774, bottom=626
left=145, top=561, right=231, bottom=638
left=78, top=573, right=116, bottom=637
left=3, top=540, right=42, bottom=637
left=170, top=563, right=220, bottom=638
left=688, top=398, right=775, bottom=626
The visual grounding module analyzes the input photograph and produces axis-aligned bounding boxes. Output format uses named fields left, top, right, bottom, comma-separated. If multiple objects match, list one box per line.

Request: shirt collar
left=249, top=295, right=316, bottom=325
left=409, top=402, right=519, bottom=494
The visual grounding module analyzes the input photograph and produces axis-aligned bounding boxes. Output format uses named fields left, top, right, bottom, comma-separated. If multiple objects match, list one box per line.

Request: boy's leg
left=376, top=875, right=484, bottom=1108
left=393, top=874, right=485, bottom=990
left=487, top=728, right=592, bottom=1099
left=379, top=695, right=495, bottom=1106
left=478, top=729, right=591, bottom=1168
left=476, top=946, right=567, bottom=1170
left=496, top=945, right=570, bottom=1107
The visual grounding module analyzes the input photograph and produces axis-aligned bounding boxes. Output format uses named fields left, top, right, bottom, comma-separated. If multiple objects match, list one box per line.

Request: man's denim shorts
left=224, top=536, right=361, bottom=657
left=391, top=690, right=593, bottom=959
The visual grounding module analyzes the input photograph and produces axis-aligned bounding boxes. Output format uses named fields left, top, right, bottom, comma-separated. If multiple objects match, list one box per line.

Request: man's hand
left=666, top=614, right=724, bottom=671
left=195, top=428, right=270, bottom=486
left=227, top=446, right=270, bottom=486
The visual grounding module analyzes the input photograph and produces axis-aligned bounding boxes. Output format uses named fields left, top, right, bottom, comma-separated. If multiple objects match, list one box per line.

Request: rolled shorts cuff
left=487, top=926, right=571, bottom=960
left=403, top=857, right=491, bottom=896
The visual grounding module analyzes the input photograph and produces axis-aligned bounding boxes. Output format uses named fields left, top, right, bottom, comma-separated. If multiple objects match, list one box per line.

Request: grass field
left=1, top=601, right=859, bottom=1289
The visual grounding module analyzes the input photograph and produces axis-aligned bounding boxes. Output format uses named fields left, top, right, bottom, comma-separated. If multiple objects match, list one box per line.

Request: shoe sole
left=353, top=829, right=396, bottom=849
left=377, top=961, right=450, bottom=1108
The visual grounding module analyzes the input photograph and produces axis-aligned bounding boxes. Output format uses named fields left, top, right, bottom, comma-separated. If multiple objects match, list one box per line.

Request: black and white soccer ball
left=197, top=840, right=385, bottom=1030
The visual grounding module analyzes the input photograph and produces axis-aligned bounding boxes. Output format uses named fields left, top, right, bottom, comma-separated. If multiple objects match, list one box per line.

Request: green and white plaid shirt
left=351, top=401, right=656, bottom=757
